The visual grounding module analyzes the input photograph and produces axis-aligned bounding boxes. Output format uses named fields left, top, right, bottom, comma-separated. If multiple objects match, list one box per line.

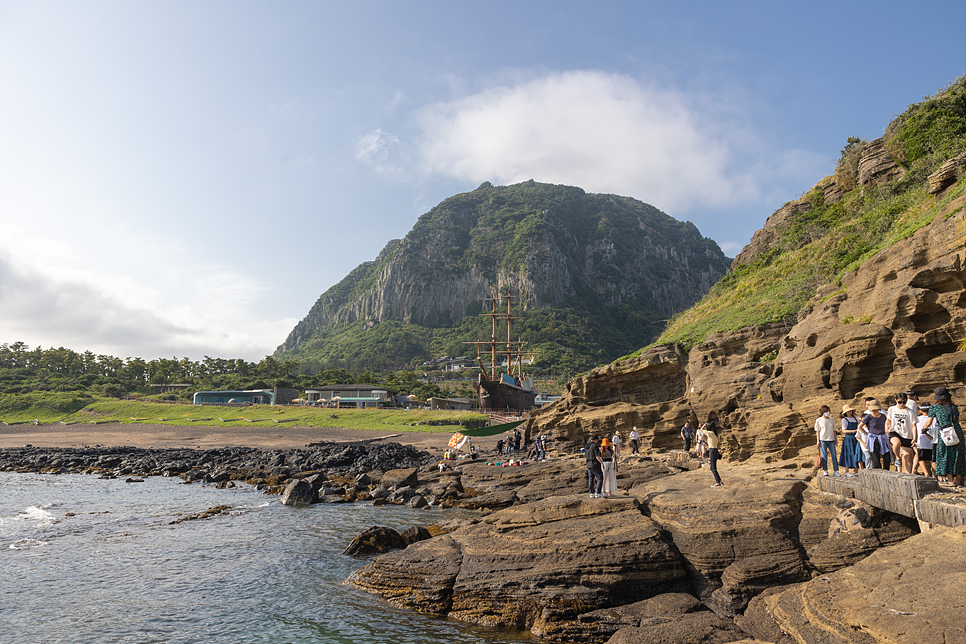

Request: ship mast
left=465, top=290, right=529, bottom=380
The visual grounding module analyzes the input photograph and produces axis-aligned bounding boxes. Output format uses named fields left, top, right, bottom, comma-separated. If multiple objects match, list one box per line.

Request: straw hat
left=867, top=399, right=881, bottom=411
left=841, top=404, right=856, bottom=415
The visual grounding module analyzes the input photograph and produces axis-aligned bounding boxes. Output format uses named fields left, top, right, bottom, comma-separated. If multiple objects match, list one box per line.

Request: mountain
left=275, top=180, right=731, bottom=374
left=531, top=73, right=966, bottom=458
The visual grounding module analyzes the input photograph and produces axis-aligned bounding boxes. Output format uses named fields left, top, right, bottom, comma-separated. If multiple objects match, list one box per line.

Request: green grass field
left=0, top=394, right=488, bottom=433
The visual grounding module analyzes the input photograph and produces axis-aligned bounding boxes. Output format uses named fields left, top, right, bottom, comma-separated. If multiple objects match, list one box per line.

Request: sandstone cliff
left=530, top=76, right=966, bottom=461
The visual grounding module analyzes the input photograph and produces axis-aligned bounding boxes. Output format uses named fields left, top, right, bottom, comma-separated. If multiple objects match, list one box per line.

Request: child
left=913, top=404, right=936, bottom=478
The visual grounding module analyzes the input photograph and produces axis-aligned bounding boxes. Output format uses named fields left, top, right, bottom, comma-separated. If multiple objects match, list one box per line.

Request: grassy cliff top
left=629, top=74, right=966, bottom=355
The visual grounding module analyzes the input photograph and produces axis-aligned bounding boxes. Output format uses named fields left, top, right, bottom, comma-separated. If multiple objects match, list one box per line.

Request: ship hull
left=476, top=377, right=536, bottom=412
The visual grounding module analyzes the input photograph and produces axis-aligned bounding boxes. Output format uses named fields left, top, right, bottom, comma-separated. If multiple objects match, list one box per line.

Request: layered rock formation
left=530, top=189, right=966, bottom=464
left=738, top=524, right=966, bottom=644
left=347, top=494, right=690, bottom=634
left=345, top=455, right=965, bottom=643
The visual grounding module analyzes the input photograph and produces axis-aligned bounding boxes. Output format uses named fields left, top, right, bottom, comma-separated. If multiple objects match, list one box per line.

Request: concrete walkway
left=815, top=468, right=966, bottom=528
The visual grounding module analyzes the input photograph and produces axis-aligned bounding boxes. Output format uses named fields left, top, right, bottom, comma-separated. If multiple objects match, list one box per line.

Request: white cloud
left=355, top=128, right=400, bottom=171
left=0, top=250, right=295, bottom=361
left=409, top=70, right=760, bottom=212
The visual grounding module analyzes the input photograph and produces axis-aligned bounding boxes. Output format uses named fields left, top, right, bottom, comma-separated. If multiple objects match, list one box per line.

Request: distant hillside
left=275, top=181, right=730, bottom=374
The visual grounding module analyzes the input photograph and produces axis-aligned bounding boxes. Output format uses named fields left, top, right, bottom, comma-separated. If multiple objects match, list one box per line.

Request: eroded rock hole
left=821, top=355, right=833, bottom=389
left=909, top=268, right=966, bottom=293
left=910, top=297, right=951, bottom=333
left=838, top=338, right=896, bottom=399
left=907, top=337, right=958, bottom=369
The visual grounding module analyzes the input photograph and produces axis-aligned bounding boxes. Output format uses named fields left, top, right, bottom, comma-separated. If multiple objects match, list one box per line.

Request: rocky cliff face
left=531, top=171, right=966, bottom=462
left=276, top=181, right=730, bottom=371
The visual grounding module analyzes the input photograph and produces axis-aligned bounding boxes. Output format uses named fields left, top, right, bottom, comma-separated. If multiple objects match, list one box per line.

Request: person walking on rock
left=839, top=404, right=862, bottom=476
left=815, top=405, right=841, bottom=477
left=629, top=427, right=640, bottom=454
left=859, top=400, right=891, bottom=469
left=704, top=419, right=723, bottom=487
left=585, top=435, right=604, bottom=498
left=929, top=387, right=965, bottom=487
left=681, top=421, right=693, bottom=452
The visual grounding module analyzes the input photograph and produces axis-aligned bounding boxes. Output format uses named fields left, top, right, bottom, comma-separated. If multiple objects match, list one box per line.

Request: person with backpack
left=585, top=435, right=604, bottom=498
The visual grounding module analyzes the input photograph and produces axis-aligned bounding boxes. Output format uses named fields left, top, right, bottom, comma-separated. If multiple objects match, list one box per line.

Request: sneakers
left=821, top=472, right=828, bottom=477
left=833, top=471, right=842, bottom=477
left=711, top=483, right=723, bottom=488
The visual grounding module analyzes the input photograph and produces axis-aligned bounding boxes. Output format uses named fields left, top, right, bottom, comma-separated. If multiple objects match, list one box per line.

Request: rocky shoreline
left=5, top=440, right=965, bottom=643
left=0, top=441, right=433, bottom=490
left=340, top=451, right=964, bottom=644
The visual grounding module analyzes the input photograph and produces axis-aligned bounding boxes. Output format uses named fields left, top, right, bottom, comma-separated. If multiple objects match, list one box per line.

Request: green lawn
left=0, top=395, right=488, bottom=433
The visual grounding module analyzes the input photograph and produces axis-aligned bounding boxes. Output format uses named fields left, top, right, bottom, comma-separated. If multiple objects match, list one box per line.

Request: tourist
left=815, top=405, right=840, bottom=476
left=681, top=421, right=693, bottom=452
left=913, top=404, right=936, bottom=478
left=858, top=400, right=891, bottom=469
left=838, top=404, right=862, bottom=476
left=611, top=431, right=622, bottom=461
left=906, top=389, right=920, bottom=417
left=929, top=387, right=965, bottom=487
left=705, top=419, right=723, bottom=487
left=695, top=423, right=707, bottom=459
left=629, top=426, right=640, bottom=454
left=886, top=392, right=917, bottom=473
left=585, top=435, right=604, bottom=498
left=600, top=438, right=618, bottom=497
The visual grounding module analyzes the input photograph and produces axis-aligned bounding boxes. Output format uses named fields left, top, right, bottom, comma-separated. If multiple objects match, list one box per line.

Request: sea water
left=0, top=472, right=529, bottom=644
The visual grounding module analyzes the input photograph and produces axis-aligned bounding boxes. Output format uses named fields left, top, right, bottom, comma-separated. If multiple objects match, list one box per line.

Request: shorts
left=917, top=448, right=934, bottom=463
left=889, top=432, right=913, bottom=448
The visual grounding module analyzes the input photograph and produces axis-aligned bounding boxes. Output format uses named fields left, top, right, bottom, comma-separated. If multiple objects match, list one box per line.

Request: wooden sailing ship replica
left=465, top=292, right=536, bottom=412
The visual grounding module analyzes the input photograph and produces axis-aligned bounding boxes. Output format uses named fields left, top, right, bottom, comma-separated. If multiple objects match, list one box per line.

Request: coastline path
left=0, top=422, right=471, bottom=452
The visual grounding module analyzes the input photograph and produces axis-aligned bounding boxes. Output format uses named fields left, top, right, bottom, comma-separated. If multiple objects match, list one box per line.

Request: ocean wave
left=8, top=537, right=49, bottom=550
left=0, top=505, right=57, bottom=531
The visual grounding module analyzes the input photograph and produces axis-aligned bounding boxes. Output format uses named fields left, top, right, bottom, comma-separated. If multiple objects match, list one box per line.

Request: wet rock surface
left=0, top=442, right=430, bottom=481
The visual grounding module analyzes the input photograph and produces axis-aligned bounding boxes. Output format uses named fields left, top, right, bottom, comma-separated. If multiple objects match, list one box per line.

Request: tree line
left=0, top=342, right=447, bottom=401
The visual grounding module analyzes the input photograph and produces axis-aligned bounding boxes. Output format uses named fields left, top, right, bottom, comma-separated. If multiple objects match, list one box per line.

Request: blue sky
left=1, top=0, right=964, bottom=361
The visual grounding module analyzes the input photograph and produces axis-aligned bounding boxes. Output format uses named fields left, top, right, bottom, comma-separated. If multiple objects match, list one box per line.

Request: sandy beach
left=0, top=422, right=479, bottom=453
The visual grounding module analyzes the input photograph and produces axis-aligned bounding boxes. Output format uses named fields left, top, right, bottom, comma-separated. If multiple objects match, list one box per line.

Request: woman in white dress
left=600, top=438, right=618, bottom=497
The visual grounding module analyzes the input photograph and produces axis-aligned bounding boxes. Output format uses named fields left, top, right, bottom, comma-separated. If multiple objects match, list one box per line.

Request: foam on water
left=8, top=537, right=49, bottom=550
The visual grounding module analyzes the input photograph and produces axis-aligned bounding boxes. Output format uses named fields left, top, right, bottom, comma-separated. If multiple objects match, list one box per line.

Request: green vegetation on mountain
left=638, top=74, right=966, bottom=355
left=277, top=181, right=730, bottom=375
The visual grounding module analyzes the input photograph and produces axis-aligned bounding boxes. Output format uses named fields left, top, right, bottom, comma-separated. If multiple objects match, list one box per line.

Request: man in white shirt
left=887, top=393, right=917, bottom=473
left=628, top=427, right=640, bottom=454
